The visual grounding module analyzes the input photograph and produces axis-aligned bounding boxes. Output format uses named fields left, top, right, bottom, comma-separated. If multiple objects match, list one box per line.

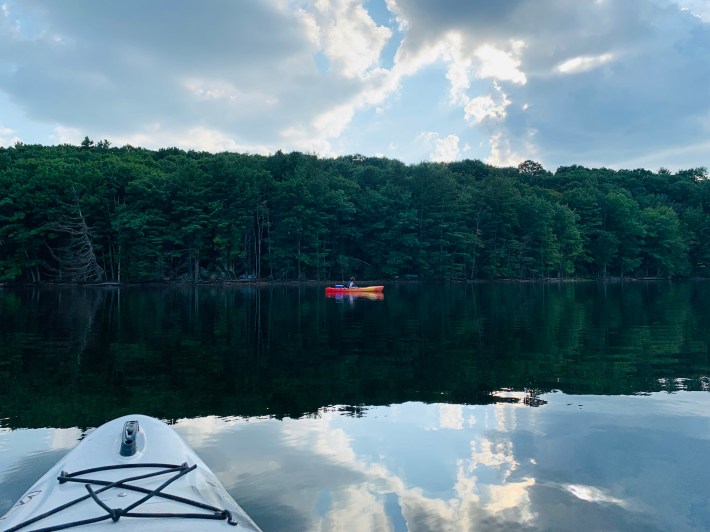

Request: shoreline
left=1, top=277, right=704, bottom=288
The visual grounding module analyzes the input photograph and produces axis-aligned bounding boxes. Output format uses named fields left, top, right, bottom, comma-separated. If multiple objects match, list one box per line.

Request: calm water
left=1, top=282, right=709, bottom=531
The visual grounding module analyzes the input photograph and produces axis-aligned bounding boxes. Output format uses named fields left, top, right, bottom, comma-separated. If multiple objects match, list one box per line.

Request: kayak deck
left=0, top=415, right=261, bottom=531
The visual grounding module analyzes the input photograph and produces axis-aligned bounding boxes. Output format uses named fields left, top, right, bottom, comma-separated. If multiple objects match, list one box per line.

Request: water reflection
left=4, top=392, right=706, bottom=530
left=326, top=292, right=385, bottom=302
left=212, top=392, right=709, bottom=531
left=2, top=282, right=710, bottom=429
left=2, top=283, right=710, bottom=529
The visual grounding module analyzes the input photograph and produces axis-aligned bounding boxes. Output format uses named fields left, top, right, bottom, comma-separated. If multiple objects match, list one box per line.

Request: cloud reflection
left=174, top=401, right=542, bottom=530
left=437, top=404, right=464, bottom=430
left=564, top=484, right=627, bottom=507
left=5, top=391, right=710, bottom=530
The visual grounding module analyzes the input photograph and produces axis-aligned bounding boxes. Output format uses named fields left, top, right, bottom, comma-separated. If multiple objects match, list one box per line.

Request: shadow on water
left=1, top=281, right=709, bottom=428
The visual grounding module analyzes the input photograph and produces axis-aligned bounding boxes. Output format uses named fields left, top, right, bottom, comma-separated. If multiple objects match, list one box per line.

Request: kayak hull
left=325, top=285, right=384, bottom=294
left=0, top=414, right=260, bottom=531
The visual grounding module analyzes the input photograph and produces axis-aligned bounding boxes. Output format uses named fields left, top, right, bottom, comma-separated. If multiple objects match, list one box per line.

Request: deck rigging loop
left=5, top=462, right=240, bottom=531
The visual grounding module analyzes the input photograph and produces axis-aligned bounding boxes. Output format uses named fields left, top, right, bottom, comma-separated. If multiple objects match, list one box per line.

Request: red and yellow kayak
left=325, top=285, right=384, bottom=294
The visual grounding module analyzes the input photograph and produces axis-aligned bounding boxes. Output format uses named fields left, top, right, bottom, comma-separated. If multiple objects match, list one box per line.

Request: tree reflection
left=1, top=282, right=709, bottom=428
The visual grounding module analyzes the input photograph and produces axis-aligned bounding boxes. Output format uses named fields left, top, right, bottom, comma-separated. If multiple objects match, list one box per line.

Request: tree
left=0, top=145, right=707, bottom=283
left=475, top=175, right=521, bottom=278
left=45, top=191, right=105, bottom=283
left=640, top=206, right=689, bottom=277
left=551, top=203, right=583, bottom=277
left=603, top=191, right=644, bottom=277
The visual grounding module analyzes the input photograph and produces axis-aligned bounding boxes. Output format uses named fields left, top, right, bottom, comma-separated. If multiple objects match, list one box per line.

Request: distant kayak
left=0, top=414, right=261, bottom=531
left=325, top=285, right=384, bottom=294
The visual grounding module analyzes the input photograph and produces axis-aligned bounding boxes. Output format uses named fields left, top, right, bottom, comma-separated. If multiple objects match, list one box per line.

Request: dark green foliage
left=0, top=144, right=708, bottom=282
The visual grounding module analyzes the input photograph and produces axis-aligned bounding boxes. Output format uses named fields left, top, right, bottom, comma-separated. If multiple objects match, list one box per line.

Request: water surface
left=1, top=282, right=709, bottom=530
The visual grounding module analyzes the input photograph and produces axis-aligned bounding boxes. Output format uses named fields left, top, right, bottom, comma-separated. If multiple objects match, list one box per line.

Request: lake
left=1, top=281, right=709, bottom=531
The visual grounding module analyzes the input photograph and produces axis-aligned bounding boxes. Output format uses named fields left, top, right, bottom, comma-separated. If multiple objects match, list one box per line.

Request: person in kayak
left=347, top=277, right=357, bottom=288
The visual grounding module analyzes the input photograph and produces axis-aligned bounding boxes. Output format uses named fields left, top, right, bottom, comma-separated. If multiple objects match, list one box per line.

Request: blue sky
left=1, top=0, right=709, bottom=172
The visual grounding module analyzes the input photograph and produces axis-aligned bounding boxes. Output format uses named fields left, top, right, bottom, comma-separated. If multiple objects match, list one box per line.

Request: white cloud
left=430, top=134, right=462, bottom=162
left=315, top=0, right=393, bottom=79
left=272, top=404, right=541, bottom=529
left=110, top=126, right=273, bottom=155
left=464, top=87, right=511, bottom=124
left=486, top=132, right=522, bottom=167
left=471, top=438, right=517, bottom=469
left=384, top=0, right=410, bottom=32
left=0, top=0, right=709, bottom=169
left=438, top=403, right=464, bottom=429
left=0, top=124, right=20, bottom=146
left=485, top=477, right=536, bottom=522
left=474, top=41, right=527, bottom=84
left=670, top=0, right=710, bottom=21
left=174, top=416, right=233, bottom=448
left=312, top=102, right=356, bottom=139
left=49, top=427, right=82, bottom=450
left=50, top=125, right=82, bottom=145
left=564, top=484, right=627, bottom=507
left=296, top=8, right=321, bottom=46
left=181, top=78, right=278, bottom=106
left=556, top=53, right=614, bottom=74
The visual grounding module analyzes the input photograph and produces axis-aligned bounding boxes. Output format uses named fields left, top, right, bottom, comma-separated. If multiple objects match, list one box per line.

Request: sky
left=1, top=0, right=709, bottom=172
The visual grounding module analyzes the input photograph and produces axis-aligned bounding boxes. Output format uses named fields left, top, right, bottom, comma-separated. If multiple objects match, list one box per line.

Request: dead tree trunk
left=47, top=194, right=105, bottom=283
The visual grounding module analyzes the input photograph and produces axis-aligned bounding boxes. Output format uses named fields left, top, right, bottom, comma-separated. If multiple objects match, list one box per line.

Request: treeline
left=0, top=141, right=708, bottom=283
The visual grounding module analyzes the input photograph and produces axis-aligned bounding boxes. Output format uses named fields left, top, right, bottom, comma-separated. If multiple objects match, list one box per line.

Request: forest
left=0, top=139, right=708, bottom=283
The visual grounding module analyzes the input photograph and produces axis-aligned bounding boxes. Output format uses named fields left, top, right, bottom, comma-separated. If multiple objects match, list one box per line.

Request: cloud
left=48, top=427, right=83, bottom=450
left=556, top=53, right=615, bottom=74
left=430, top=134, right=463, bottom=162
left=670, top=0, right=710, bottom=21
left=0, top=124, right=20, bottom=145
left=0, top=0, right=383, bottom=154
left=438, top=403, right=464, bottom=430
left=464, top=84, right=511, bottom=124
left=49, top=125, right=82, bottom=145
left=474, top=41, right=526, bottom=84
left=487, top=132, right=522, bottom=167
left=237, top=403, right=541, bottom=529
left=382, top=0, right=710, bottom=169
left=564, top=484, right=628, bottom=507
left=314, top=0, right=393, bottom=79
left=0, top=0, right=709, bottom=170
